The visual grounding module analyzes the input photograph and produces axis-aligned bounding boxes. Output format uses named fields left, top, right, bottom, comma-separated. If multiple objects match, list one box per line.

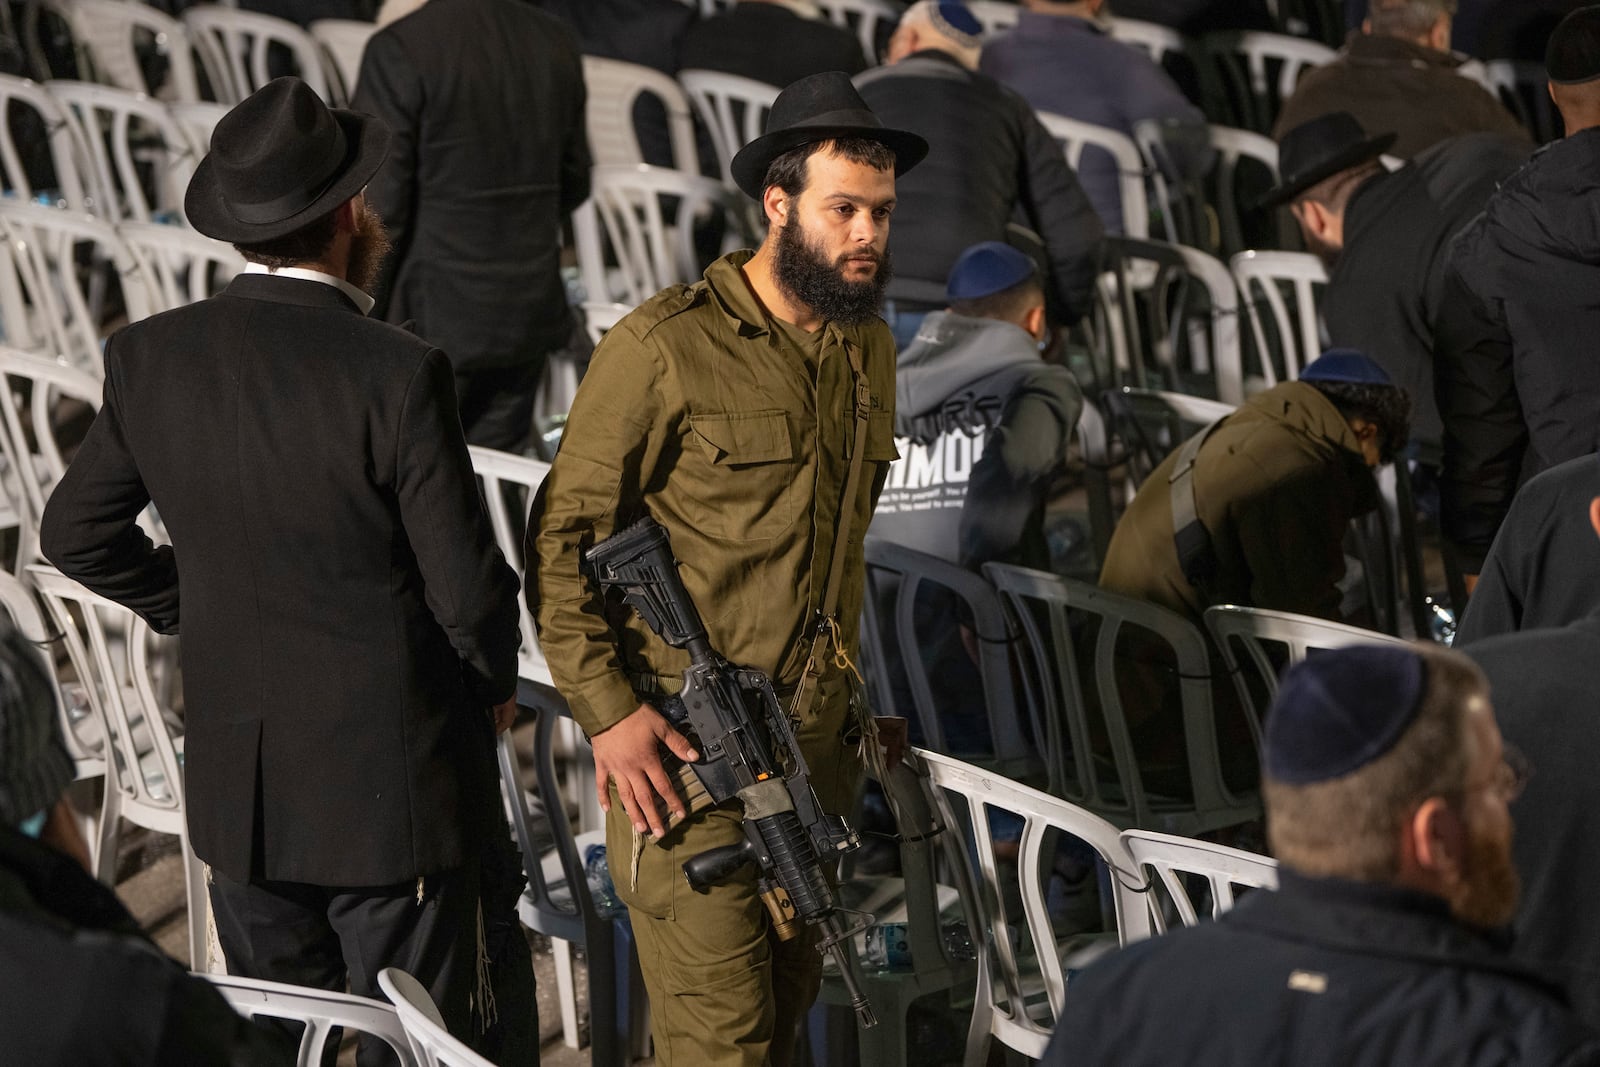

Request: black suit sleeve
left=395, top=349, right=522, bottom=705
left=1014, top=97, right=1105, bottom=326
left=39, top=334, right=180, bottom=633
left=352, top=30, right=420, bottom=317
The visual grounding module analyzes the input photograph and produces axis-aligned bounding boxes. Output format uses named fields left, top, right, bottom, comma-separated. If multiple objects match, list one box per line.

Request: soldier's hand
left=593, top=702, right=701, bottom=838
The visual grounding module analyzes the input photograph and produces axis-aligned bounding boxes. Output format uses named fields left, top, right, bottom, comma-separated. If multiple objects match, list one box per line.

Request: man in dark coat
left=855, top=1, right=1104, bottom=345
left=355, top=0, right=591, bottom=453
left=1464, top=482, right=1600, bottom=1029
left=677, top=0, right=868, bottom=84
left=1447, top=7, right=1600, bottom=580
left=38, top=80, right=526, bottom=1066
left=1276, top=0, right=1526, bottom=158
left=0, top=619, right=294, bottom=1065
left=1046, top=643, right=1600, bottom=1067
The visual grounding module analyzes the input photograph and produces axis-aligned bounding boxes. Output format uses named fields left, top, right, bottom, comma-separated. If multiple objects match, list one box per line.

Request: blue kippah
left=946, top=241, right=1036, bottom=302
left=1300, top=348, right=1393, bottom=386
left=1264, top=645, right=1427, bottom=785
left=935, top=1, right=983, bottom=38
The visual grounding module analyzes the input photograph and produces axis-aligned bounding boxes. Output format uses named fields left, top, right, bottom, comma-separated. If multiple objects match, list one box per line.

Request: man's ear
left=762, top=184, right=788, bottom=230
left=1588, top=496, right=1600, bottom=541
left=1292, top=199, right=1331, bottom=241
left=1022, top=304, right=1047, bottom=341
left=1428, top=17, right=1451, bottom=52
left=1408, top=796, right=1467, bottom=881
left=333, top=197, right=360, bottom=234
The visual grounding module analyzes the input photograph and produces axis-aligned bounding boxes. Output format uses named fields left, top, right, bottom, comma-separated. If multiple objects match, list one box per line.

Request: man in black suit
left=39, top=79, right=527, bottom=1066
left=355, top=0, right=591, bottom=454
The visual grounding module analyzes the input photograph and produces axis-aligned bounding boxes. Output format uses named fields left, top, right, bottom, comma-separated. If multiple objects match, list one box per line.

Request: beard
left=348, top=204, right=393, bottom=294
left=771, top=213, right=892, bottom=327
left=1448, top=813, right=1520, bottom=931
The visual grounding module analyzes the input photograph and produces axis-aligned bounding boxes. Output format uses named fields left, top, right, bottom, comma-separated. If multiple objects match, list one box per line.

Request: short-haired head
left=889, top=1, right=983, bottom=66
left=1548, top=6, right=1600, bottom=132
left=233, top=208, right=340, bottom=268
left=760, top=137, right=898, bottom=225
left=1301, top=348, right=1412, bottom=463
left=1263, top=644, right=1484, bottom=883
left=1365, top=0, right=1455, bottom=47
left=944, top=240, right=1044, bottom=323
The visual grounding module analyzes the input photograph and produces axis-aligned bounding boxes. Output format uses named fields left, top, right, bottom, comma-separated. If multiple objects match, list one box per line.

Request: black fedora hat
left=1258, top=111, right=1395, bottom=209
left=186, top=77, right=390, bottom=243
left=729, top=71, right=928, bottom=200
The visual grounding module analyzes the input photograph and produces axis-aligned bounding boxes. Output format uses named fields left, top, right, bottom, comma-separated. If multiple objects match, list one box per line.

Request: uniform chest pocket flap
left=689, top=410, right=794, bottom=465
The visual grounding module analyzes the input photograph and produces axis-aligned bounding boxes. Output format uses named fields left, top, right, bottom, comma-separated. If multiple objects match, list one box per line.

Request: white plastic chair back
left=0, top=74, right=95, bottom=212
left=55, top=0, right=201, bottom=102
left=916, top=748, right=1152, bottom=1063
left=169, top=100, right=230, bottom=158
left=1208, top=30, right=1334, bottom=131
left=582, top=56, right=697, bottom=171
left=379, top=968, right=496, bottom=1067
left=465, top=446, right=551, bottom=687
left=119, top=219, right=244, bottom=311
left=27, top=561, right=207, bottom=967
left=183, top=5, right=332, bottom=105
left=983, top=562, right=1260, bottom=836
left=677, top=68, right=777, bottom=187
left=308, top=19, right=374, bottom=105
left=1038, top=110, right=1149, bottom=238
left=1230, top=248, right=1326, bottom=386
left=1482, top=58, right=1562, bottom=143
left=1121, top=828, right=1277, bottom=934
left=813, top=0, right=898, bottom=63
left=0, top=199, right=157, bottom=372
left=1108, top=17, right=1187, bottom=66
left=209, top=975, right=419, bottom=1067
left=1202, top=603, right=1409, bottom=729
left=966, top=0, right=1018, bottom=37
left=1205, top=124, right=1279, bottom=256
left=585, top=163, right=749, bottom=305
left=0, top=347, right=103, bottom=566
left=47, top=81, right=197, bottom=223
left=580, top=300, right=631, bottom=350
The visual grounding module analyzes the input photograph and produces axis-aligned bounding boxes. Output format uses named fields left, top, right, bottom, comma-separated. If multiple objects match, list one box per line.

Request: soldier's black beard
left=772, top=215, right=892, bottom=327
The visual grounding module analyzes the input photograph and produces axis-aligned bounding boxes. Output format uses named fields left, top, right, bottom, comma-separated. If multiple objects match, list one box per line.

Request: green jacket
left=1099, top=381, right=1379, bottom=625
left=528, top=251, right=900, bottom=737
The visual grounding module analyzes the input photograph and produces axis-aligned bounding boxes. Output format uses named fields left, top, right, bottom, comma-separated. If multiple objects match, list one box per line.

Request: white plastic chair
left=0, top=73, right=96, bottom=213
left=169, top=100, right=230, bottom=157
left=813, top=0, right=899, bottom=63
left=1203, top=604, right=1410, bottom=732
left=1038, top=110, right=1149, bottom=239
left=52, top=0, right=202, bottom=102
left=28, top=562, right=207, bottom=969
left=0, top=199, right=157, bottom=372
left=465, top=445, right=551, bottom=688
left=1108, top=17, right=1187, bottom=67
left=1121, top=827, right=1277, bottom=934
left=182, top=5, right=332, bottom=105
left=307, top=18, right=374, bottom=105
left=1230, top=248, right=1326, bottom=386
left=378, top=968, right=496, bottom=1067
left=1205, top=123, right=1279, bottom=254
left=965, top=0, right=1018, bottom=37
left=581, top=163, right=749, bottom=306
left=119, top=219, right=245, bottom=311
left=47, top=81, right=198, bottom=224
left=677, top=68, right=777, bottom=188
left=207, top=974, right=419, bottom=1067
left=0, top=347, right=104, bottom=567
left=1481, top=58, right=1562, bottom=143
left=916, top=748, right=1152, bottom=1065
left=581, top=55, right=697, bottom=172
left=1204, top=31, right=1335, bottom=133
left=580, top=300, right=631, bottom=350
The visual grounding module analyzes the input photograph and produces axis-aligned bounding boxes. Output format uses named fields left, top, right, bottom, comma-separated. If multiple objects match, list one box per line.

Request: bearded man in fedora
left=530, top=71, right=926, bottom=1065
left=40, top=78, right=528, bottom=1066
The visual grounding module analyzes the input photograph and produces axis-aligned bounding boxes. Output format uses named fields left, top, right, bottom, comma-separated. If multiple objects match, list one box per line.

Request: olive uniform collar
left=701, top=249, right=854, bottom=352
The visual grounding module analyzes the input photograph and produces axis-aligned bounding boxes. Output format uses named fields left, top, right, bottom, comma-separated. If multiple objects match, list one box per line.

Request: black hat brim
left=730, top=123, right=929, bottom=201
left=185, top=109, right=392, bottom=243
left=1257, top=132, right=1396, bottom=210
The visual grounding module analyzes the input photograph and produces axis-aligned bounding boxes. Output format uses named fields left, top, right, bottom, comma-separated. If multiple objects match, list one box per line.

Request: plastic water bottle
left=583, top=843, right=623, bottom=919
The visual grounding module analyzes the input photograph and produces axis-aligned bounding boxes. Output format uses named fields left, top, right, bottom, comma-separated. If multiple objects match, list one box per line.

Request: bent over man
left=529, top=72, right=925, bottom=1065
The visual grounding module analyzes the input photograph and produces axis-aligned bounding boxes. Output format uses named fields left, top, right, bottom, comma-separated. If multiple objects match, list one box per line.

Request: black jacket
left=0, top=826, right=292, bottom=1065
left=854, top=51, right=1105, bottom=324
left=355, top=0, right=591, bottom=370
left=39, top=274, right=523, bottom=885
left=677, top=3, right=867, bottom=85
left=1047, top=871, right=1600, bottom=1066
left=1447, top=130, right=1600, bottom=568
left=1323, top=132, right=1528, bottom=456
left=1466, top=612, right=1600, bottom=1032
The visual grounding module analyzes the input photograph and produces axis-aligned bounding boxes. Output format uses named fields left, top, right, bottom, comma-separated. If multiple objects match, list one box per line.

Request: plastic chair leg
left=553, top=939, right=581, bottom=1049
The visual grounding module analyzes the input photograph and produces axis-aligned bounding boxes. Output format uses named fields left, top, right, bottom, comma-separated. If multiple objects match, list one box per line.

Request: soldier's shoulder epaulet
left=624, top=281, right=711, bottom=339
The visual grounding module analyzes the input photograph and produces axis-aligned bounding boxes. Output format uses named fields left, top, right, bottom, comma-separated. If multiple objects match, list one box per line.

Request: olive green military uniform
left=528, top=250, right=898, bottom=1066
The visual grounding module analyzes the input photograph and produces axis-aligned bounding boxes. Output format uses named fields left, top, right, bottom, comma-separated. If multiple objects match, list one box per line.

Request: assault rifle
left=587, top=517, right=877, bottom=1028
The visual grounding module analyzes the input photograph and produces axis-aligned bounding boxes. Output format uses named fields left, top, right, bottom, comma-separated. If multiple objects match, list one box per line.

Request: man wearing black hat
left=1447, top=5, right=1600, bottom=586
left=1044, top=642, right=1600, bottom=1065
left=39, top=78, right=526, bottom=1065
left=529, top=72, right=924, bottom=1066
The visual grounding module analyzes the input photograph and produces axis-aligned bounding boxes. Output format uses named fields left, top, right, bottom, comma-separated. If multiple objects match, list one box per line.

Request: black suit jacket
left=354, top=0, right=592, bottom=372
left=40, top=274, right=522, bottom=886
